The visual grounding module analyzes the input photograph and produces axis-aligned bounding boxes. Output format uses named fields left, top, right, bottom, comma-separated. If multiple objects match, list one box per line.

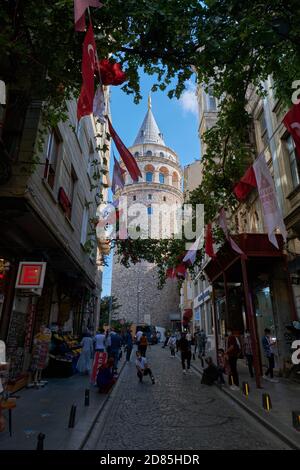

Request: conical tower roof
left=133, top=94, right=166, bottom=146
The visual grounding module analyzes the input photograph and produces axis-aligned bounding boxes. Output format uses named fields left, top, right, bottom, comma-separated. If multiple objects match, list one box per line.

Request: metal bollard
left=36, top=432, right=45, bottom=450
left=84, top=389, right=90, bottom=407
left=242, top=382, right=250, bottom=397
left=292, top=411, right=300, bottom=431
left=68, top=404, right=77, bottom=428
left=262, top=393, right=272, bottom=411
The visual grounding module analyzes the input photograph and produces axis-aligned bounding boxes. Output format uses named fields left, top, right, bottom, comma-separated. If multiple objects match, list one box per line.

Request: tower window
left=133, top=195, right=136, bottom=201
left=146, top=172, right=153, bottom=182
left=163, top=196, right=166, bottom=202
left=160, top=152, right=164, bottom=158
left=146, top=150, right=152, bottom=157
left=134, top=151, right=139, bottom=158
left=148, top=194, right=152, bottom=200
left=159, top=173, right=165, bottom=184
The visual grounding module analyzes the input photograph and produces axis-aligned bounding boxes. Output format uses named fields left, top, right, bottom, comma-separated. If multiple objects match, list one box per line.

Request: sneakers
left=230, top=385, right=240, bottom=391
left=269, top=378, right=279, bottom=383
left=151, top=377, right=155, bottom=384
left=182, top=369, right=187, bottom=374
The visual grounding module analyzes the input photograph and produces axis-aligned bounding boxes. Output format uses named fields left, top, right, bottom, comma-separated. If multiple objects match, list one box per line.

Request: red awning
left=204, top=233, right=284, bottom=282
left=183, top=309, right=193, bottom=320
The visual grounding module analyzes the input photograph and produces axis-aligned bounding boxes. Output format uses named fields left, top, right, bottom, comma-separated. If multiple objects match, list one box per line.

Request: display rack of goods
left=43, top=333, right=81, bottom=378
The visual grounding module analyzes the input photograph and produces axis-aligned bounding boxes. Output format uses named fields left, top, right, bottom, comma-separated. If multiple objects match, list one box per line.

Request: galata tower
left=111, top=96, right=183, bottom=329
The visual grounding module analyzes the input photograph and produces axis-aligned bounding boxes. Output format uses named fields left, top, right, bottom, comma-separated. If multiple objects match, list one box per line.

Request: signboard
left=15, top=262, right=46, bottom=289
left=90, top=351, right=107, bottom=385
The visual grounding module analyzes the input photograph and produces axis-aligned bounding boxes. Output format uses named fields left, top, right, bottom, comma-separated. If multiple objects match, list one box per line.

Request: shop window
left=286, top=134, right=300, bottom=189
left=44, top=129, right=61, bottom=190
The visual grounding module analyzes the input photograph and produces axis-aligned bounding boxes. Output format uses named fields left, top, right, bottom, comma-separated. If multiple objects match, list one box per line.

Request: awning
left=183, top=308, right=193, bottom=321
left=204, top=233, right=284, bottom=283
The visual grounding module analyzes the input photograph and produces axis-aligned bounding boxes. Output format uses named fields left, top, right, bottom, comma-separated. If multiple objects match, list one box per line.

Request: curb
left=188, top=358, right=300, bottom=450
left=78, top=359, right=127, bottom=450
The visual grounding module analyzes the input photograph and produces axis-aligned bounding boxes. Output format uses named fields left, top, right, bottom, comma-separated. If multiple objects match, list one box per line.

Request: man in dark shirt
left=178, top=332, right=192, bottom=374
left=225, top=330, right=240, bottom=389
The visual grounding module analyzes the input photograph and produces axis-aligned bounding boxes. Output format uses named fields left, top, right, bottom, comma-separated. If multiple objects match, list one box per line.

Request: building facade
left=189, top=81, right=300, bottom=380
left=0, top=90, right=111, bottom=383
left=111, top=98, right=183, bottom=329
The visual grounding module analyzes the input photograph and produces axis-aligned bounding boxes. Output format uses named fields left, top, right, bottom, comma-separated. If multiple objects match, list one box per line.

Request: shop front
left=204, top=233, right=297, bottom=387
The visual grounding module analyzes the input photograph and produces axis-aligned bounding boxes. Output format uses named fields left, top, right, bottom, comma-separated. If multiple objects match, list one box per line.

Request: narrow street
left=85, top=346, right=289, bottom=450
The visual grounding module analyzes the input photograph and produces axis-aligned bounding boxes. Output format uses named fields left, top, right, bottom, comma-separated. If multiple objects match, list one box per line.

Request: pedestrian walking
left=197, top=329, right=207, bottom=358
left=110, top=329, right=122, bottom=372
left=167, top=333, right=177, bottom=357
left=262, top=328, right=278, bottom=382
left=216, top=349, right=226, bottom=385
left=225, top=329, right=240, bottom=389
left=77, top=332, right=94, bottom=374
left=162, top=331, right=170, bottom=349
left=178, top=332, right=192, bottom=373
left=243, top=329, right=254, bottom=378
left=135, top=351, right=155, bottom=384
left=105, top=329, right=112, bottom=357
left=135, top=328, right=143, bottom=350
left=175, top=330, right=181, bottom=352
left=124, top=328, right=133, bottom=362
left=139, top=332, right=148, bottom=357
left=94, top=328, right=106, bottom=352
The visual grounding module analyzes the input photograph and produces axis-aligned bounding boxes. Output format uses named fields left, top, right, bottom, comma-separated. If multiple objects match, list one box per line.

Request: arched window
left=160, top=152, right=164, bottom=158
left=159, top=166, right=168, bottom=185
left=146, top=150, right=152, bottom=157
left=146, top=172, right=153, bottom=182
left=172, top=171, right=179, bottom=188
left=134, top=151, right=139, bottom=158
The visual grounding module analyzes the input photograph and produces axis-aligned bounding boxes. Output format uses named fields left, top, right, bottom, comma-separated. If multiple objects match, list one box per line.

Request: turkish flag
left=98, top=59, right=127, bottom=86
left=283, top=103, right=300, bottom=160
left=77, top=83, right=93, bottom=120
left=107, top=118, right=142, bottom=182
left=205, top=223, right=216, bottom=259
left=233, top=165, right=257, bottom=201
left=81, top=23, right=96, bottom=109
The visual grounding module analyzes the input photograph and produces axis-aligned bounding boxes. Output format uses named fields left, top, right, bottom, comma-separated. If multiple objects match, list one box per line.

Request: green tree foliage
left=2, top=0, right=300, bottom=281
left=99, top=295, right=122, bottom=326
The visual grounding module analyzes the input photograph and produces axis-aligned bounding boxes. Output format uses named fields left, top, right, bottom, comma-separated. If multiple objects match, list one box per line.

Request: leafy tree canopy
left=2, top=0, right=300, bottom=282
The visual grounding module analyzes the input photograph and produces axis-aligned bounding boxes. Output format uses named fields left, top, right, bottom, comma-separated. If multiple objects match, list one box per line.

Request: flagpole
left=87, top=7, right=103, bottom=87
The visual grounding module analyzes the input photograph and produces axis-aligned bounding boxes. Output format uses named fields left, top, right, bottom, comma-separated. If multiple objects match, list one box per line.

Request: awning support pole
left=241, top=258, right=262, bottom=389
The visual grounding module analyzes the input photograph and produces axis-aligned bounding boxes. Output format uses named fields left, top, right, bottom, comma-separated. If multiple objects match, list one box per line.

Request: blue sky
left=101, top=72, right=200, bottom=298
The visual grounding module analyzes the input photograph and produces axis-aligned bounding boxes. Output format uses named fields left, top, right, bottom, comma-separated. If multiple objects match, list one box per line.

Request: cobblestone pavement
left=89, top=345, right=289, bottom=450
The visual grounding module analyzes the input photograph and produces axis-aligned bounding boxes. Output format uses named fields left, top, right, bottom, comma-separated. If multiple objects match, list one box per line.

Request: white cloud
left=179, top=82, right=198, bottom=117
